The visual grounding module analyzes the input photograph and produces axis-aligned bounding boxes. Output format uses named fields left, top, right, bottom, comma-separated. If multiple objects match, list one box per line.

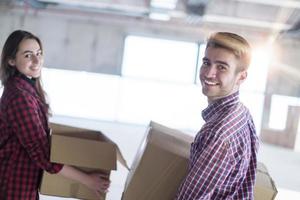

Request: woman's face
left=9, top=38, right=43, bottom=78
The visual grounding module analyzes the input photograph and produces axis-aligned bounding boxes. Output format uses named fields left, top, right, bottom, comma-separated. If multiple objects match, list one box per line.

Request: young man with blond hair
left=175, top=32, right=259, bottom=200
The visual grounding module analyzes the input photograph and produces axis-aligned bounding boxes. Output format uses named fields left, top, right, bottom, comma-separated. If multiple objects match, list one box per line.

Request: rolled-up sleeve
left=175, top=139, right=233, bottom=200
left=7, top=93, right=63, bottom=174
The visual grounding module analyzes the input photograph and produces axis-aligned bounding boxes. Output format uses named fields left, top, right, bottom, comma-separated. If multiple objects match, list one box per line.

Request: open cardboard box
left=122, top=121, right=278, bottom=200
left=40, top=123, right=128, bottom=200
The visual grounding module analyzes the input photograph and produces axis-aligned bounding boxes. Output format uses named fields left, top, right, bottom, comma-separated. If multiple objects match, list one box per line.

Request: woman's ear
left=8, top=59, right=16, bottom=67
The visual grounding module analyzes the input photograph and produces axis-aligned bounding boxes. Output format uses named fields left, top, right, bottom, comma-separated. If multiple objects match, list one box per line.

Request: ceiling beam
left=203, top=14, right=292, bottom=30
left=236, top=0, right=300, bottom=9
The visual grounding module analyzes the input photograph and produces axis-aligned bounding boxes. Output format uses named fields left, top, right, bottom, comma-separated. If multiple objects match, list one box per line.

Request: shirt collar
left=16, top=71, right=36, bottom=86
left=202, top=92, right=240, bottom=122
left=10, top=73, right=38, bottom=97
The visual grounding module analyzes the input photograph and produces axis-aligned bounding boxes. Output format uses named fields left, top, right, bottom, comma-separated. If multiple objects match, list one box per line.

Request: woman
left=0, top=30, right=110, bottom=200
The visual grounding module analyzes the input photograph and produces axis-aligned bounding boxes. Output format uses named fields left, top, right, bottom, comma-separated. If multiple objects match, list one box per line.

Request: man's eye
left=202, top=61, right=210, bottom=66
left=218, top=65, right=226, bottom=70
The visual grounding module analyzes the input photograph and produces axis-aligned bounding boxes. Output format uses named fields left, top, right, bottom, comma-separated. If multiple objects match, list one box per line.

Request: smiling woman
left=0, top=30, right=110, bottom=200
left=8, top=38, right=44, bottom=79
left=0, top=30, right=49, bottom=112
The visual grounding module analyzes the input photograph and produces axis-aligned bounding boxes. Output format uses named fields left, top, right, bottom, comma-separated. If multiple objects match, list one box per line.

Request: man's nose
left=205, top=66, right=217, bottom=78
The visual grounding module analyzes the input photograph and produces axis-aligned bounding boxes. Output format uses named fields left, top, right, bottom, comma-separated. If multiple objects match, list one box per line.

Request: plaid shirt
left=0, top=74, right=63, bottom=200
left=175, top=92, right=259, bottom=200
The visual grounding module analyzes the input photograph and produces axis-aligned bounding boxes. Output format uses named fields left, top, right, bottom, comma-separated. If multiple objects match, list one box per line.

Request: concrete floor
left=40, top=116, right=300, bottom=200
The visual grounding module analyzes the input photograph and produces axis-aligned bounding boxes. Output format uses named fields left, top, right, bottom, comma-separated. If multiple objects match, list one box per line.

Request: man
left=175, top=32, right=259, bottom=200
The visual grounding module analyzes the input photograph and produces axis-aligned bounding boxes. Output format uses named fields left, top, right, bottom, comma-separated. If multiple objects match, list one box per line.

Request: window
left=195, top=43, right=206, bottom=84
left=269, top=95, right=300, bottom=130
left=122, top=36, right=198, bottom=83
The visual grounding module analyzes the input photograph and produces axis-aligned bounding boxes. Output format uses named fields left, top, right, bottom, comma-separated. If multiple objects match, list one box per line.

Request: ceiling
left=19, top=0, right=300, bottom=27
left=1, top=0, right=300, bottom=93
left=4, top=0, right=300, bottom=40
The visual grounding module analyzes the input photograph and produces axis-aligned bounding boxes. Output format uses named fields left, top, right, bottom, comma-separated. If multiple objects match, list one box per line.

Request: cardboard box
left=254, top=162, right=278, bottom=200
left=40, top=123, right=128, bottom=200
left=122, top=121, right=277, bottom=200
left=122, top=121, right=194, bottom=200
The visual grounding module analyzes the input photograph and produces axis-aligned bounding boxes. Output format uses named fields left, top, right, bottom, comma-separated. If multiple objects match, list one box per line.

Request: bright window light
left=269, top=94, right=300, bottom=130
left=195, top=43, right=206, bottom=84
left=41, top=67, right=208, bottom=132
left=296, top=119, right=300, bottom=152
left=122, top=36, right=198, bottom=83
left=276, top=188, right=300, bottom=200
left=149, top=12, right=171, bottom=21
left=151, top=0, right=178, bottom=9
left=240, top=92, right=265, bottom=135
left=241, top=46, right=272, bottom=92
left=116, top=77, right=205, bottom=131
left=42, top=68, right=120, bottom=121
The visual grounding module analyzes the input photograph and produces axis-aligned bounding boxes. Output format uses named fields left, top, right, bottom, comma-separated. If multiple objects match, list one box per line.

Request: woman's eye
left=25, top=54, right=32, bottom=58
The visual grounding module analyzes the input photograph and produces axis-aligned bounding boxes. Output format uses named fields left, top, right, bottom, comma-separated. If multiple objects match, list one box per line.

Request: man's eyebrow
left=215, top=60, right=230, bottom=67
left=202, top=57, right=230, bottom=67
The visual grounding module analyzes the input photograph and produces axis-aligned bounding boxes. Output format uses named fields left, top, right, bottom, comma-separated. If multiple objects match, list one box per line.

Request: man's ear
left=237, top=70, right=247, bottom=85
left=8, top=59, right=16, bottom=67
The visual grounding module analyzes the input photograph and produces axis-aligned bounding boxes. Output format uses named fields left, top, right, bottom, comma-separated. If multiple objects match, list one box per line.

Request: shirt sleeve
left=175, top=138, right=233, bottom=200
left=6, top=93, right=63, bottom=174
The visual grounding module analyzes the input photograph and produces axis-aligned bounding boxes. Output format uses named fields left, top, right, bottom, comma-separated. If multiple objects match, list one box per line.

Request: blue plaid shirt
left=176, top=92, right=259, bottom=200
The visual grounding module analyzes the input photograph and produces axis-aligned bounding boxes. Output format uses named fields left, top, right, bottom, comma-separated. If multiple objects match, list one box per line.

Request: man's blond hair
left=206, top=32, right=252, bottom=71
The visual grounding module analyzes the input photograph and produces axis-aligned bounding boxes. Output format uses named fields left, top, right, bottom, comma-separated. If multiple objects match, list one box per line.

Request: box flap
left=149, top=121, right=193, bottom=143
left=50, top=123, right=128, bottom=170
left=123, top=126, right=150, bottom=192
left=117, top=146, right=130, bottom=170
left=50, top=123, right=88, bottom=134
left=257, top=162, right=268, bottom=174
left=149, top=121, right=194, bottom=158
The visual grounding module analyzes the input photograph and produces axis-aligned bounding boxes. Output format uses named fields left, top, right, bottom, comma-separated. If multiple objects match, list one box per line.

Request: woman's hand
left=85, top=173, right=111, bottom=197
left=58, top=165, right=111, bottom=199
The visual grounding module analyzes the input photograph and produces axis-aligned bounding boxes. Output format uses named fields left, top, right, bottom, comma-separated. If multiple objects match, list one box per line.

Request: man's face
left=199, top=46, right=247, bottom=104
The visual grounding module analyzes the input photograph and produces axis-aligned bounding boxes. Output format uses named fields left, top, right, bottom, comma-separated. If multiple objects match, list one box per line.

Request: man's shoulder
left=218, top=102, right=251, bottom=123
left=213, top=104, right=254, bottom=138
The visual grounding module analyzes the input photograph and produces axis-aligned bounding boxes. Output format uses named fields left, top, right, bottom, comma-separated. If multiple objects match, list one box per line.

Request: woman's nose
left=32, top=55, right=40, bottom=63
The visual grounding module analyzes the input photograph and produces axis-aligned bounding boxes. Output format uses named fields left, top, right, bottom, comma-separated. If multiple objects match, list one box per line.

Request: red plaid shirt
left=0, top=74, right=63, bottom=200
left=175, top=92, right=259, bottom=200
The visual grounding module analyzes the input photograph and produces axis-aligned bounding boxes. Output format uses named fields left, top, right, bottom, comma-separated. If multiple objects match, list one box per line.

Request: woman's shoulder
left=2, top=82, right=37, bottom=109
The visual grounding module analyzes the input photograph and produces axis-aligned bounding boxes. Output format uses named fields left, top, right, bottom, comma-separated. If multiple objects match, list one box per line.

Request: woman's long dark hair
left=0, top=30, right=50, bottom=116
